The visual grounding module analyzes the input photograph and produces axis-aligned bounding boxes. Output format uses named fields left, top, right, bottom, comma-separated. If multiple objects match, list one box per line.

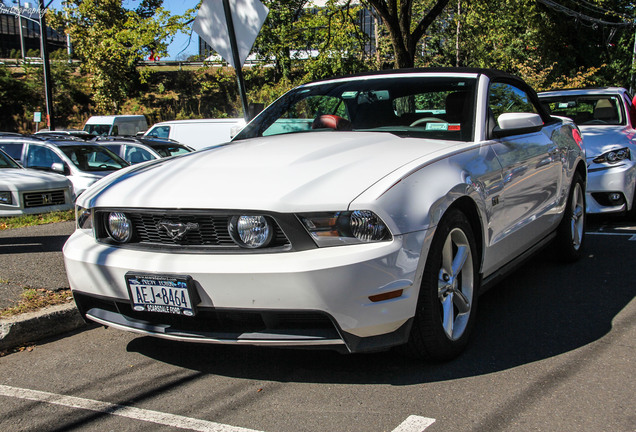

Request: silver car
left=0, top=148, right=73, bottom=216
left=0, top=136, right=129, bottom=197
left=94, top=137, right=194, bottom=164
left=539, top=87, right=636, bottom=215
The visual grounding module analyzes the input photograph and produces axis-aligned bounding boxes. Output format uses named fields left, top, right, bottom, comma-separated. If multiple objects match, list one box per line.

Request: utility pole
left=38, top=0, right=55, bottom=130
left=16, top=0, right=25, bottom=62
left=221, top=0, right=250, bottom=122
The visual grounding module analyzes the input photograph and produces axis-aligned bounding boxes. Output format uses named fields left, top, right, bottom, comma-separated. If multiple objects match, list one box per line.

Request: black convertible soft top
left=312, top=67, right=550, bottom=122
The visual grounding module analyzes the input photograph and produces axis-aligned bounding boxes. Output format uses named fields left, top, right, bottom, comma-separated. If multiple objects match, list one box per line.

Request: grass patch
left=0, top=210, right=75, bottom=230
left=0, top=288, right=73, bottom=318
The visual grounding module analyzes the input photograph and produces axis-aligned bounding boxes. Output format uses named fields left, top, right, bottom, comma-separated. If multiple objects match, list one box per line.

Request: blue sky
left=41, top=0, right=201, bottom=60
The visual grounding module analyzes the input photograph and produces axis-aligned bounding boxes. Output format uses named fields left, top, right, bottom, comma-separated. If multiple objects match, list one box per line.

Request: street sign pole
left=38, top=0, right=55, bottom=131
left=221, top=0, right=250, bottom=122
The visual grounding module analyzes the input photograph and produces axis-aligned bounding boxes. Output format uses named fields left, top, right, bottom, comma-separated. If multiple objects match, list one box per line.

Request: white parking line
left=1, top=384, right=437, bottom=432
left=587, top=232, right=636, bottom=240
left=391, top=415, right=436, bottom=431
left=0, top=384, right=261, bottom=432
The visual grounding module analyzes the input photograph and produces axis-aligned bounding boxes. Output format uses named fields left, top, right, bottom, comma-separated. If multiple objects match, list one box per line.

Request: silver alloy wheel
left=437, top=227, right=474, bottom=341
left=570, top=182, right=585, bottom=250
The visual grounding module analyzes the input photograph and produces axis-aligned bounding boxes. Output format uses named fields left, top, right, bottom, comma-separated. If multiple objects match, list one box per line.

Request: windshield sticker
left=426, top=123, right=449, bottom=131
left=424, top=123, right=461, bottom=132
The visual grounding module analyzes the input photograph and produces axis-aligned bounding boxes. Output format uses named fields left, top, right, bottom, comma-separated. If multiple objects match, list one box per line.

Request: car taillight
left=572, top=128, right=583, bottom=149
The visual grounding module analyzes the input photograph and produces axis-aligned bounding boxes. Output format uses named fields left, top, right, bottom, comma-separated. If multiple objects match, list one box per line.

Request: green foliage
left=364, top=0, right=451, bottom=68
left=51, top=0, right=195, bottom=113
left=255, top=0, right=370, bottom=81
left=431, top=0, right=635, bottom=89
left=0, top=210, right=75, bottom=231
left=3, top=0, right=635, bottom=134
left=0, top=65, right=40, bottom=132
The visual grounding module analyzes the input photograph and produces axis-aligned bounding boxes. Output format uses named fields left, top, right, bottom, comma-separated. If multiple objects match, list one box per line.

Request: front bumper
left=586, top=160, right=636, bottom=214
left=0, top=202, right=73, bottom=217
left=63, top=228, right=432, bottom=353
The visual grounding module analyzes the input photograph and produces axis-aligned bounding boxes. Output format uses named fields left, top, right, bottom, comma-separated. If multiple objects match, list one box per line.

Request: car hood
left=579, top=125, right=635, bottom=158
left=80, top=132, right=461, bottom=212
left=0, top=168, right=71, bottom=191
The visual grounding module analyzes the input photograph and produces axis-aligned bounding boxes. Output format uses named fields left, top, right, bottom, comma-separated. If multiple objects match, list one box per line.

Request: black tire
left=625, top=189, right=636, bottom=220
left=405, top=208, right=480, bottom=361
left=556, top=172, right=585, bottom=262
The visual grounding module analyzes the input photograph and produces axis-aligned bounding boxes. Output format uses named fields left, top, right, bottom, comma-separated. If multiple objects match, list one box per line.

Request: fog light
left=609, top=193, right=622, bottom=202
left=106, top=212, right=132, bottom=243
left=229, top=215, right=273, bottom=248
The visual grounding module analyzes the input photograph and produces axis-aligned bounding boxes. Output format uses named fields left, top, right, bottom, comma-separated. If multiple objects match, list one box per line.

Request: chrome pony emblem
left=157, top=220, right=199, bottom=240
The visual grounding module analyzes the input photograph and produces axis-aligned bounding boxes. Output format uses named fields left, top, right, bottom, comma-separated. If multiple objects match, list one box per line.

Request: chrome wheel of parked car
left=407, top=209, right=479, bottom=361
left=438, top=226, right=474, bottom=341
left=557, top=173, right=585, bottom=261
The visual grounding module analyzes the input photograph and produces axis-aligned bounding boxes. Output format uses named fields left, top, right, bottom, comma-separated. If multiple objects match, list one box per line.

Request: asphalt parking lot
left=0, top=216, right=634, bottom=431
left=0, top=221, right=74, bottom=310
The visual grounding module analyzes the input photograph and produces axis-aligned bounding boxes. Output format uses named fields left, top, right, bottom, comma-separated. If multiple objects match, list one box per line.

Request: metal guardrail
left=0, top=59, right=266, bottom=68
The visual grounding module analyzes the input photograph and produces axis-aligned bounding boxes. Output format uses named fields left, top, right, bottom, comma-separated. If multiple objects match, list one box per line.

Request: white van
left=143, top=118, right=245, bottom=150
left=83, top=115, right=148, bottom=137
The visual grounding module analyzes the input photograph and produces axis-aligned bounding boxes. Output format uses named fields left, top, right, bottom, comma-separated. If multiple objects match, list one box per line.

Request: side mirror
left=493, top=113, right=543, bottom=138
left=51, top=162, right=68, bottom=175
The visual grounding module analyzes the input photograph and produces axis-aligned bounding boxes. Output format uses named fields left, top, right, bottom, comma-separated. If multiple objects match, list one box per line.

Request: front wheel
left=405, top=209, right=479, bottom=361
left=556, top=172, right=585, bottom=262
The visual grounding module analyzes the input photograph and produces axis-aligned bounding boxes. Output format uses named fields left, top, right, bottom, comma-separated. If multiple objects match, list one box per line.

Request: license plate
left=126, top=273, right=197, bottom=316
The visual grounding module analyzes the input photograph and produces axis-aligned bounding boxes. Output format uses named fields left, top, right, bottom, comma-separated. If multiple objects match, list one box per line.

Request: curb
left=0, top=303, right=87, bottom=351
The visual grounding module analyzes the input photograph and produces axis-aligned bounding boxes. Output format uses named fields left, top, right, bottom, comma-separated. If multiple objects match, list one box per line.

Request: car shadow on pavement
left=127, top=234, right=634, bottom=385
left=0, top=235, right=69, bottom=254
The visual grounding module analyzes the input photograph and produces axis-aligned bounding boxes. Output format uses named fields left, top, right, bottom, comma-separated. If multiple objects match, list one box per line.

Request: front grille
left=95, top=210, right=290, bottom=251
left=130, top=213, right=235, bottom=246
left=23, top=190, right=66, bottom=208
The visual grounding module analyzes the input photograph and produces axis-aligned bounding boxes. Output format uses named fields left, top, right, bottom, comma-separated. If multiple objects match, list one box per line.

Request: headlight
left=106, top=212, right=133, bottom=243
left=299, top=211, right=390, bottom=247
left=593, top=148, right=630, bottom=164
left=0, top=191, right=12, bottom=205
left=228, top=215, right=273, bottom=248
left=76, top=206, right=93, bottom=231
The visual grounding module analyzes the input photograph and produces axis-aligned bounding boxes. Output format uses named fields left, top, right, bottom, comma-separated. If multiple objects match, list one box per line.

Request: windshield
left=541, top=95, right=626, bottom=126
left=83, top=124, right=112, bottom=136
left=59, top=145, right=129, bottom=171
left=148, top=144, right=192, bottom=157
left=0, top=150, right=20, bottom=169
left=234, top=75, right=477, bottom=142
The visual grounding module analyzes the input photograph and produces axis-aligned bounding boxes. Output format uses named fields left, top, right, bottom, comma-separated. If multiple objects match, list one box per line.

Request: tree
left=255, top=0, right=308, bottom=80
left=254, top=0, right=371, bottom=81
left=363, top=0, right=450, bottom=68
left=447, top=0, right=634, bottom=89
left=51, top=0, right=194, bottom=112
left=297, top=0, right=372, bottom=80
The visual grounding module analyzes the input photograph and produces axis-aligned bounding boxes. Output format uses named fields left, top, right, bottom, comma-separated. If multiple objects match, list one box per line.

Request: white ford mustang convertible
left=63, top=68, right=587, bottom=361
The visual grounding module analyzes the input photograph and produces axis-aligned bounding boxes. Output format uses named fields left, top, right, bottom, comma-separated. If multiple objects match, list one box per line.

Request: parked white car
left=143, top=118, right=245, bottom=150
left=539, top=87, right=636, bottom=215
left=64, top=68, right=586, bottom=361
left=83, top=115, right=148, bottom=137
left=0, top=149, right=73, bottom=216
